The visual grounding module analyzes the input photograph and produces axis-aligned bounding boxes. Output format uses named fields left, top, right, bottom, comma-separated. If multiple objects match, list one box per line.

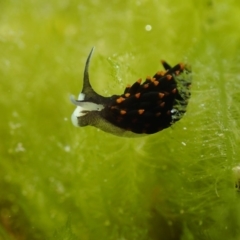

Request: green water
left=1, top=0, right=240, bottom=239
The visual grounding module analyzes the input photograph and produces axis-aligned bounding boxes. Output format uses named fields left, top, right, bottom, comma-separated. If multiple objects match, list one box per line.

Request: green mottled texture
left=1, top=0, right=240, bottom=239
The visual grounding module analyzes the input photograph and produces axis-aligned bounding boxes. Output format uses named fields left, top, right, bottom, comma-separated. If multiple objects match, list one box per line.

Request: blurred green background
left=1, top=0, right=240, bottom=239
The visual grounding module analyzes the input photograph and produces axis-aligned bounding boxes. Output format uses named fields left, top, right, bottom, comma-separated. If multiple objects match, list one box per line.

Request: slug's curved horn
left=80, top=47, right=105, bottom=102
left=80, top=47, right=107, bottom=103
left=82, top=47, right=95, bottom=94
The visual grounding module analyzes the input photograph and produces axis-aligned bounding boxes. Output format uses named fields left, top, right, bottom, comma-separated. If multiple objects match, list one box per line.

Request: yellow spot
left=116, top=98, right=121, bottom=103
left=179, top=63, right=185, bottom=70
left=125, top=93, right=130, bottom=97
left=157, top=71, right=165, bottom=76
left=135, top=93, right=141, bottom=98
left=116, top=97, right=125, bottom=103
left=160, top=102, right=165, bottom=107
left=143, top=84, right=149, bottom=89
left=166, top=74, right=172, bottom=80
left=120, top=110, right=127, bottom=115
left=159, top=93, right=164, bottom=98
left=153, top=81, right=159, bottom=86
left=172, top=88, right=177, bottom=94
left=138, top=109, right=145, bottom=115
left=137, top=78, right=142, bottom=84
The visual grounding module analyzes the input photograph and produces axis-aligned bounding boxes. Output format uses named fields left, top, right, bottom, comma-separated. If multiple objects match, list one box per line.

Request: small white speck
left=145, top=24, right=152, bottom=31
left=64, top=117, right=68, bottom=121
left=183, top=127, right=187, bottom=130
left=9, top=122, right=21, bottom=130
left=181, top=142, right=186, bottom=146
left=64, top=145, right=71, bottom=152
left=15, top=143, right=25, bottom=152
left=78, top=93, right=85, bottom=100
left=12, top=111, right=19, bottom=117
left=136, top=1, right=142, bottom=6
left=56, top=182, right=65, bottom=193
left=233, top=166, right=240, bottom=172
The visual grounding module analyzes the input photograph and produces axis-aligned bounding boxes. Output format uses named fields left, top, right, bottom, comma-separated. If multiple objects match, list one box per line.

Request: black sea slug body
left=71, top=48, right=192, bottom=137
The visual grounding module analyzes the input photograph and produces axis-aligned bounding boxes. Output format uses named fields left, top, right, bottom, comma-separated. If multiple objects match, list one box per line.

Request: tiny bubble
left=145, top=25, right=152, bottom=31
left=181, top=142, right=186, bottom=146
left=12, top=111, right=19, bottom=117
left=64, top=145, right=71, bottom=152
left=15, top=143, right=25, bottom=152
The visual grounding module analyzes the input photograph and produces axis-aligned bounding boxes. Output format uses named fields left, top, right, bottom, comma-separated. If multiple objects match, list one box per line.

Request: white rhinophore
left=78, top=93, right=85, bottom=101
left=70, top=94, right=104, bottom=127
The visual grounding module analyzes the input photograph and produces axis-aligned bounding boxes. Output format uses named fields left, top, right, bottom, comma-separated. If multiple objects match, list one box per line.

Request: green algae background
left=1, top=0, right=240, bottom=239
